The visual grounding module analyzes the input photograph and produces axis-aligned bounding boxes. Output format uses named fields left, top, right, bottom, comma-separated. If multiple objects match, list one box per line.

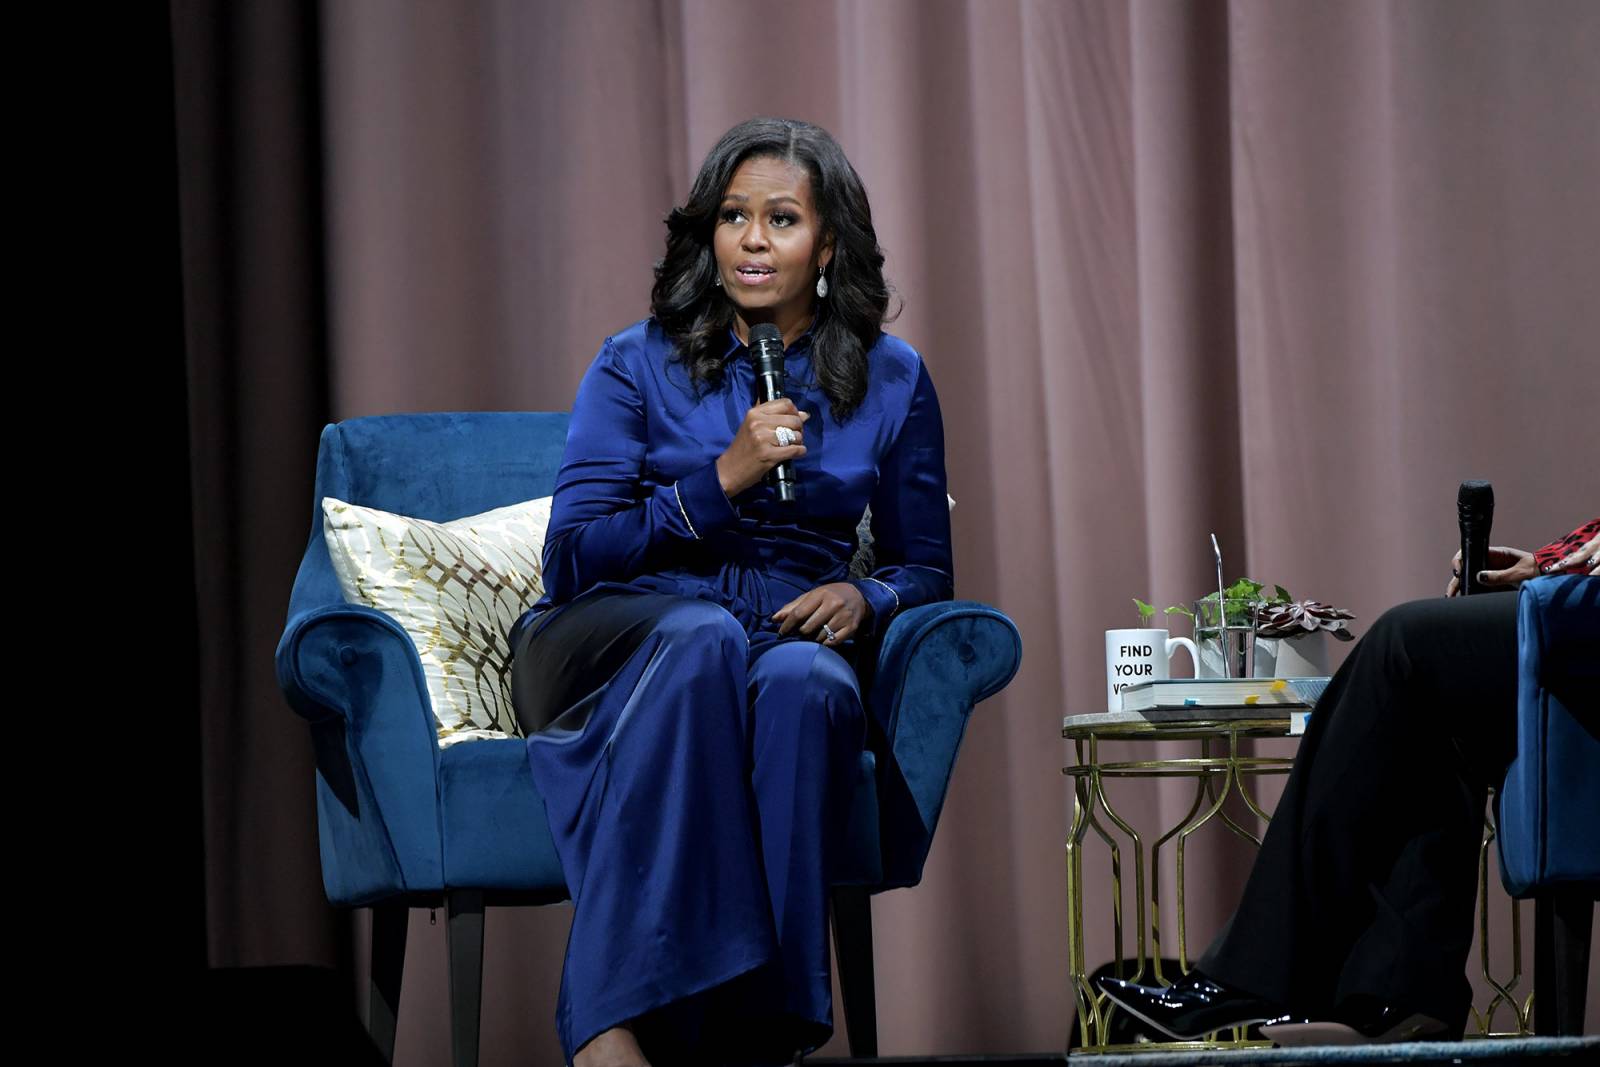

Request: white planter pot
left=1253, top=631, right=1329, bottom=678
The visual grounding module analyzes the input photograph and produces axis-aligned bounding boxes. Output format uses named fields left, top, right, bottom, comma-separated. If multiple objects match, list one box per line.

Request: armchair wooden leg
left=830, top=886, right=878, bottom=1058
left=369, top=901, right=408, bottom=1064
left=1534, top=887, right=1593, bottom=1035
left=447, top=889, right=486, bottom=1067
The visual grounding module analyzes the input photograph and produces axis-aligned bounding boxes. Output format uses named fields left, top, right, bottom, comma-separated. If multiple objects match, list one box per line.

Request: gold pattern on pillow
left=321, top=496, right=552, bottom=746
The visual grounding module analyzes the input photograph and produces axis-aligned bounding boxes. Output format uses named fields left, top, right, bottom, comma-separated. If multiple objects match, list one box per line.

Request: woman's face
left=713, top=155, right=832, bottom=342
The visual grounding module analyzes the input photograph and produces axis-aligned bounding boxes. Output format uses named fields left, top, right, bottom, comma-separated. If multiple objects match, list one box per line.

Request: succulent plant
left=1255, top=599, right=1357, bottom=641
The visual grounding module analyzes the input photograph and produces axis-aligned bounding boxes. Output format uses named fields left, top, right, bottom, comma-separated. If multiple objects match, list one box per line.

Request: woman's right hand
left=716, top=399, right=809, bottom=497
left=1447, top=545, right=1536, bottom=596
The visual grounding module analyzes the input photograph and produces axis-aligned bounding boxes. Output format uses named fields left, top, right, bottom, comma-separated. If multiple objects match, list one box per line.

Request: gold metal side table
left=1062, top=711, right=1298, bottom=1055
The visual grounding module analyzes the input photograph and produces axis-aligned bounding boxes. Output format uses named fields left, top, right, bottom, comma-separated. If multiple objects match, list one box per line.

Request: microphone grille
left=748, top=323, right=785, bottom=369
left=1457, top=479, right=1493, bottom=517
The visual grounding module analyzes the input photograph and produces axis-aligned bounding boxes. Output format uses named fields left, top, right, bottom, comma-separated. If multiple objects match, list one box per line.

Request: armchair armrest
left=867, top=600, right=1022, bottom=888
left=1497, top=574, right=1600, bottom=898
left=276, top=603, right=447, bottom=903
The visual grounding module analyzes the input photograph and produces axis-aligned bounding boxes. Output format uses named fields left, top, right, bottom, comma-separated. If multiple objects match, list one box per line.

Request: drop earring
left=815, top=266, right=829, bottom=299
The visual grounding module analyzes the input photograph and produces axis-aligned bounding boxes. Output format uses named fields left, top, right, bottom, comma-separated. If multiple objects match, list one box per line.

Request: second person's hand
left=1447, top=545, right=1536, bottom=596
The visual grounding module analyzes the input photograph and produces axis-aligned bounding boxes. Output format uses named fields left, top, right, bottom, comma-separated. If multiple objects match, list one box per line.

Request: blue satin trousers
left=512, top=587, right=867, bottom=1064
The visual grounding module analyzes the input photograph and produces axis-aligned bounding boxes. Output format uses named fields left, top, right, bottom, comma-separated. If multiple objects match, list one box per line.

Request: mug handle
left=1165, top=636, right=1198, bottom=677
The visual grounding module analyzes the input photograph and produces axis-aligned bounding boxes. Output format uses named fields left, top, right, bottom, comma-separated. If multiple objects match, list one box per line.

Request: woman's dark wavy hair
left=650, top=117, right=893, bottom=420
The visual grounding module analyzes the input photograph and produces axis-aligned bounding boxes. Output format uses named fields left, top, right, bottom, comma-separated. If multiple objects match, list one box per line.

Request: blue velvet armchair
left=1495, top=574, right=1598, bottom=1036
left=275, top=412, right=1023, bottom=1065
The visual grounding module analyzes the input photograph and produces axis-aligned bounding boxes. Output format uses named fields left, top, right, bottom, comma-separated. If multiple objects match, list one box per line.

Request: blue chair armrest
left=1497, top=575, right=1600, bottom=898
left=868, top=600, right=1022, bottom=888
left=276, top=603, right=447, bottom=903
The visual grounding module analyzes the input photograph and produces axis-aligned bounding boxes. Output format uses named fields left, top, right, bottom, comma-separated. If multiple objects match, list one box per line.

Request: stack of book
left=1104, top=677, right=1332, bottom=735
left=1118, top=676, right=1329, bottom=713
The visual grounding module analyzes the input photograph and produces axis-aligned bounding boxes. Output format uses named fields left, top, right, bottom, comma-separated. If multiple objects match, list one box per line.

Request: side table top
left=1063, top=709, right=1301, bottom=740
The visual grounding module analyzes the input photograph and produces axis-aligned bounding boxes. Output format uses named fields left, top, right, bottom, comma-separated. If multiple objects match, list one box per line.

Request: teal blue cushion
left=439, top=739, right=567, bottom=895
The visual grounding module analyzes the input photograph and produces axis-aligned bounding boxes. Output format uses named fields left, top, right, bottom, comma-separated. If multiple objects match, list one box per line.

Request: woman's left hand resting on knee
left=773, top=583, right=871, bottom=644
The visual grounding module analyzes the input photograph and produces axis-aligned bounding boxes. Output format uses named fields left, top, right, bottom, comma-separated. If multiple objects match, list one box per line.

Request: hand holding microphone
left=1445, top=483, right=1598, bottom=593
left=1447, top=545, right=1536, bottom=596
left=714, top=324, right=807, bottom=498
left=748, top=323, right=801, bottom=502
left=1446, top=480, right=1538, bottom=595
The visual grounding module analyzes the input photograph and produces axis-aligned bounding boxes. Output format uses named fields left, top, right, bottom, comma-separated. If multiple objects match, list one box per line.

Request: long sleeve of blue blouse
left=537, top=321, right=954, bottom=635
left=849, top=360, right=954, bottom=634
left=540, top=338, right=738, bottom=603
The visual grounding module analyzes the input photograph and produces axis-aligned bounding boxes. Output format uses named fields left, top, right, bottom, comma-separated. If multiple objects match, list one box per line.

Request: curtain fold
left=174, top=0, right=342, bottom=969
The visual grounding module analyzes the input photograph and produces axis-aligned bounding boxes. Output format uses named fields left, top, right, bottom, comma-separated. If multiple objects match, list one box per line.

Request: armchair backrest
left=288, top=412, right=571, bottom=618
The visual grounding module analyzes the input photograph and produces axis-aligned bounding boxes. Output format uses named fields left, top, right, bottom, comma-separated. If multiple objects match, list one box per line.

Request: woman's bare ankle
left=572, top=1024, right=648, bottom=1067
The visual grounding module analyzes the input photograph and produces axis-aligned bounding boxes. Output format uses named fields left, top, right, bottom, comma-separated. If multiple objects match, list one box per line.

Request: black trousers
left=1199, top=591, right=1521, bottom=1031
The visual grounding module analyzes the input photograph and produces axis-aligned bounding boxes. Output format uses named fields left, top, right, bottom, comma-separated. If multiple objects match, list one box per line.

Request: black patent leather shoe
left=1261, top=994, right=1450, bottom=1046
left=1096, top=971, right=1303, bottom=1041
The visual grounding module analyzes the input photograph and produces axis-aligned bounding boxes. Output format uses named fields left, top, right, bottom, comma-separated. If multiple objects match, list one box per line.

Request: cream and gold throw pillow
left=321, top=495, right=552, bottom=746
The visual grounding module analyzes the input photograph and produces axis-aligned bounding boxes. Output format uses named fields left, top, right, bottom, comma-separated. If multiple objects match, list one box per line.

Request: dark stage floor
left=812, top=1035, right=1598, bottom=1066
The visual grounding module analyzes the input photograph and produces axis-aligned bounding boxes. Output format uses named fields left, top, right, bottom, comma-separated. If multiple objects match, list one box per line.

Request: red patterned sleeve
left=1534, top=517, right=1600, bottom=574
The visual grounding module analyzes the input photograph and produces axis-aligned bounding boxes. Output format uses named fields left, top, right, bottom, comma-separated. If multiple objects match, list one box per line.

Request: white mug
left=1105, top=628, right=1198, bottom=710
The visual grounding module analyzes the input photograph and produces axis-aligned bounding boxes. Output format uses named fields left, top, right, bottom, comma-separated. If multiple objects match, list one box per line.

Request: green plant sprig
left=1137, top=580, right=1292, bottom=629
left=1134, top=598, right=1200, bottom=627
left=1190, top=579, right=1294, bottom=627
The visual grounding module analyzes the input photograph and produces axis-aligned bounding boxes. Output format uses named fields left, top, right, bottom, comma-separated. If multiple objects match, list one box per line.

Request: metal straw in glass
left=1211, top=533, right=1229, bottom=677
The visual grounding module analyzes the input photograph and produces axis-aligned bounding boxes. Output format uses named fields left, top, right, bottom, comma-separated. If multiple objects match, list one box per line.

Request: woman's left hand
left=773, top=583, right=872, bottom=645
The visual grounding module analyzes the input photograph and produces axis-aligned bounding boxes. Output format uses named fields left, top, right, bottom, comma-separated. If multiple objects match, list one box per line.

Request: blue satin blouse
left=524, top=317, right=954, bottom=642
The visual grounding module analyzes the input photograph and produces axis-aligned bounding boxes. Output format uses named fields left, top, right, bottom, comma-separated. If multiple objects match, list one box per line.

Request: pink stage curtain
left=191, top=2, right=1599, bottom=1059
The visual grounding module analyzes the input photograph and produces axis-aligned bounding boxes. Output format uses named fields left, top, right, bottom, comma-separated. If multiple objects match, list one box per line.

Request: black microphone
left=748, top=323, right=797, bottom=503
left=1458, top=480, right=1494, bottom=595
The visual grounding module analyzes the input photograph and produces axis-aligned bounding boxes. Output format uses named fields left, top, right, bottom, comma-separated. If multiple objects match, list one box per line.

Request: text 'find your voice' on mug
left=1105, top=628, right=1198, bottom=711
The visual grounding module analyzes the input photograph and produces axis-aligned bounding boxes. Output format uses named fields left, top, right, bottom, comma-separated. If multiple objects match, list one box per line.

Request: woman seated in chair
left=1100, top=520, right=1598, bottom=1045
left=508, top=117, right=953, bottom=1067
